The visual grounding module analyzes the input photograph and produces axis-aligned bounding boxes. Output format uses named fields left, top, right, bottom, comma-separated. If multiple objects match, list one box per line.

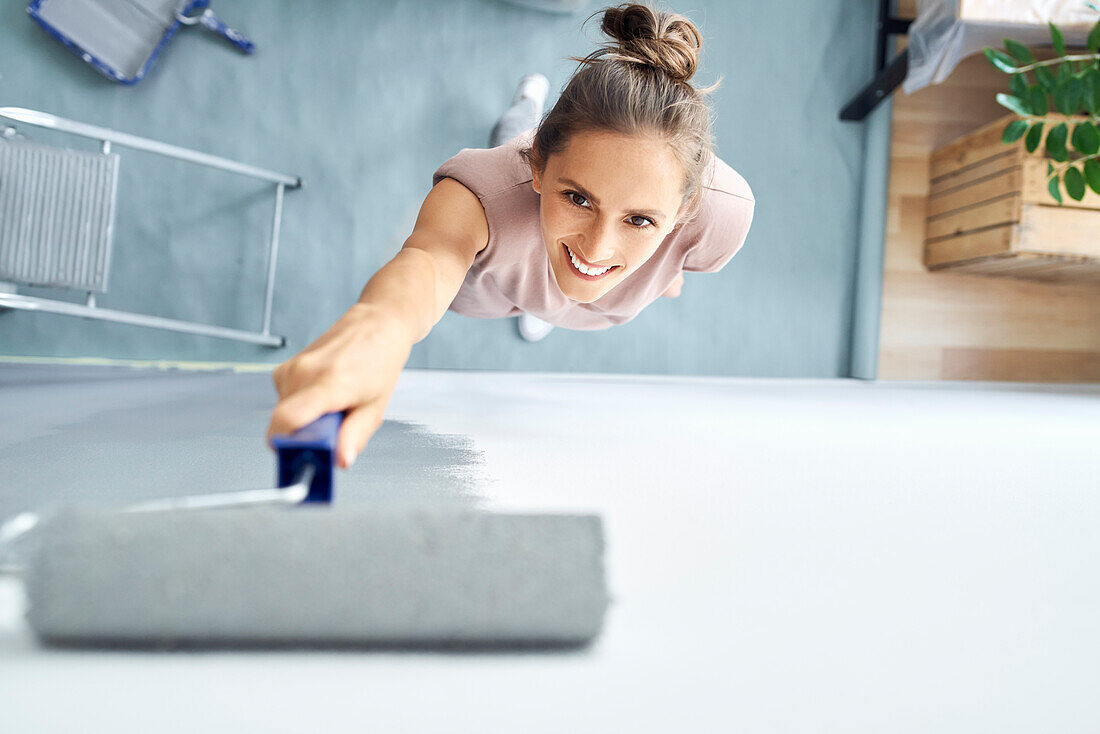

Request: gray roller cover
left=25, top=508, right=609, bottom=648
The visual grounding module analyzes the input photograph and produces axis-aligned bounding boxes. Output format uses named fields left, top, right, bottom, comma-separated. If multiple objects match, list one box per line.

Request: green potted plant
left=983, top=7, right=1100, bottom=203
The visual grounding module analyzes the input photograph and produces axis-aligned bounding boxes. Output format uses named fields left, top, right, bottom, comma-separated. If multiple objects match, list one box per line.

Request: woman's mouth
left=563, top=244, right=619, bottom=281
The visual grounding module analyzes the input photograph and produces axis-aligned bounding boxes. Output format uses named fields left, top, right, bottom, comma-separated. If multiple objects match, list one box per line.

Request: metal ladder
left=0, top=106, right=301, bottom=347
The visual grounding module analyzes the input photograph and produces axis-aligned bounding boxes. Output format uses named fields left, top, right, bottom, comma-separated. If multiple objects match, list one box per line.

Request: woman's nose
left=581, top=219, right=618, bottom=262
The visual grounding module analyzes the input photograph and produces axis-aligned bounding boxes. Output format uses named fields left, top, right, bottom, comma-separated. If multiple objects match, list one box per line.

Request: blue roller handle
left=270, top=412, right=345, bottom=503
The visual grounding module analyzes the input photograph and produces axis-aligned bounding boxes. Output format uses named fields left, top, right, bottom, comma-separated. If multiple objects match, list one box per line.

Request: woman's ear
left=529, top=148, right=543, bottom=194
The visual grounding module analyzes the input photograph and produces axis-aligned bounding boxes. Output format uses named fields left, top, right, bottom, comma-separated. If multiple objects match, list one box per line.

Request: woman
left=267, top=3, right=755, bottom=468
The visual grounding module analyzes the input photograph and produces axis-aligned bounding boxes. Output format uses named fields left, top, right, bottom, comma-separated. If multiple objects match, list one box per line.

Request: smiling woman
left=267, top=3, right=755, bottom=469
left=438, top=124, right=750, bottom=326
left=437, top=3, right=754, bottom=328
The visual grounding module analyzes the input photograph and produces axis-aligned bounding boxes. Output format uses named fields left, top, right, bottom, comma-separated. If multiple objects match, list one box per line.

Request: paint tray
left=27, top=0, right=254, bottom=85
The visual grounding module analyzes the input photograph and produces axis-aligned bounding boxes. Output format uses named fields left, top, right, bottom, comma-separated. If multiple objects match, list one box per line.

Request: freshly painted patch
left=0, top=364, right=487, bottom=517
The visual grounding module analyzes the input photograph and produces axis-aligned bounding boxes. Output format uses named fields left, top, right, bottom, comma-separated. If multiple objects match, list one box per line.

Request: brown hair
left=520, top=2, right=719, bottom=223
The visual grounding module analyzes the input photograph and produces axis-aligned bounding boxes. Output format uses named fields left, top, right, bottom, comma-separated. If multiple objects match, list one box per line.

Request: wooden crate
left=924, top=113, right=1100, bottom=282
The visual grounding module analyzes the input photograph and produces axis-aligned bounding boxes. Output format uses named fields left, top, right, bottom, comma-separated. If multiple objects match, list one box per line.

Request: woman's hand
left=266, top=303, right=414, bottom=469
left=662, top=272, right=684, bottom=298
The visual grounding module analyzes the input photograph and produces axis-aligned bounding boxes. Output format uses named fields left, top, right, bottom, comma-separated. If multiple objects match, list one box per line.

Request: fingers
left=272, top=362, right=289, bottom=397
left=266, top=382, right=345, bottom=445
left=271, top=354, right=317, bottom=399
left=266, top=309, right=401, bottom=466
left=336, top=404, right=386, bottom=469
left=267, top=384, right=387, bottom=470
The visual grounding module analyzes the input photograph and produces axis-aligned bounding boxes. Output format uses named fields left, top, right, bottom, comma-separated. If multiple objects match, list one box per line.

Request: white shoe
left=518, top=313, right=555, bottom=342
left=513, top=73, right=550, bottom=114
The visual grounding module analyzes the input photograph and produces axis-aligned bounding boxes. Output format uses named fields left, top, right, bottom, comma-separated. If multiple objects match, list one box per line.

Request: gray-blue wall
left=0, top=0, right=882, bottom=376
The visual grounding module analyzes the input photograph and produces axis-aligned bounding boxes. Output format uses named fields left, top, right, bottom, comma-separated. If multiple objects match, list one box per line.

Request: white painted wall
left=1, top=366, right=1098, bottom=732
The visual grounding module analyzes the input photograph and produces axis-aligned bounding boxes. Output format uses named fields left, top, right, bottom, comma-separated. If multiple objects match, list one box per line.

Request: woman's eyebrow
left=558, top=177, right=665, bottom=220
left=558, top=177, right=601, bottom=206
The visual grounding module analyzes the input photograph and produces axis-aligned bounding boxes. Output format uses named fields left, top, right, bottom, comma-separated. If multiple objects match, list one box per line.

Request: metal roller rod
left=0, top=466, right=317, bottom=575
left=124, top=464, right=316, bottom=513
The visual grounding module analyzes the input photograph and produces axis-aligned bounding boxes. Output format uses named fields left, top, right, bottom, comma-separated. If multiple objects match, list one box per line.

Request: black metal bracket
left=840, top=0, right=913, bottom=121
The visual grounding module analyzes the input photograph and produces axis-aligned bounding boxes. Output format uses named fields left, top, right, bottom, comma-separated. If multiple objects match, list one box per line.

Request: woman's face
left=531, top=130, right=687, bottom=304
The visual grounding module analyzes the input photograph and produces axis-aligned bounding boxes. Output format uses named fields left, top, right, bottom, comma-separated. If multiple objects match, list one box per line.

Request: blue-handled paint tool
left=125, top=411, right=346, bottom=511
left=85, top=412, right=344, bottom=512
left=0, top=413, right=342, bottom=538
left=0, top=411, right=610, bottom=648
left=270, top=411, right=343, bottom=504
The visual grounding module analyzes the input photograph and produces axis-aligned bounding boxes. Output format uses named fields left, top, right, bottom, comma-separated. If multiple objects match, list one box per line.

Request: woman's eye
left=567, top=192, right=589, bottom=207
left=628, top=216, right=654, bottom=228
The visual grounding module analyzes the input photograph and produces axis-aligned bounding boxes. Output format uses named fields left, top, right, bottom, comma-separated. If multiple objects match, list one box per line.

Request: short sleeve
left=682, top=189, right=756, bottom=273
left=432, top=148, right=488, bottom=198
left=431, top=130, right=536, bottom=200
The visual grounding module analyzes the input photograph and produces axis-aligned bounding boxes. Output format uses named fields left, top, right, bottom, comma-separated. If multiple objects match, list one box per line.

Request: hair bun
left=599, top=3, right=702, bottom=84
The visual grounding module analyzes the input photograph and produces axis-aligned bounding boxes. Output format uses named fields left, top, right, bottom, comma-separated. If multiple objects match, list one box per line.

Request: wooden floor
left=879, top=8, right=1100, bottom=381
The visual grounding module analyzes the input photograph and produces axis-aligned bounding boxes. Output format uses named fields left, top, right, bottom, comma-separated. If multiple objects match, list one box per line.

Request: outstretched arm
left=266, top=177, right=488, bottom=468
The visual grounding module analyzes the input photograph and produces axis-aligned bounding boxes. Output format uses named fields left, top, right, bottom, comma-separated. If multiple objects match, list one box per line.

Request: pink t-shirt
left=432, top=129, right=755, bottom=330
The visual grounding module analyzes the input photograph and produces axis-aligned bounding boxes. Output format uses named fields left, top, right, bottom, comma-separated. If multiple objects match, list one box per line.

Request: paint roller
left=0, top=413, right=608, bottom=647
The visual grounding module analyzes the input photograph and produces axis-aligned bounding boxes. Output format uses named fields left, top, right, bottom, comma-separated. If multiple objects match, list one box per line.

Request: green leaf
left=1056, top=61, right=1072, bottom=86
left=1084, top=158, right=1100, bottom=195
left=984, top=47, right=1018, bottom=73
left=1065, top=76, right=1083, bottom=112
left=1010, top=73, right=1028, bottom=99
left=1055, top=77, right=1084, bottom=114
left=1071, top=122, right=1100, bottom=155
left=1002, top=119, right=1029, bottom=143
left=1036, top=65, right=1057, bottom=92
left=1086, top=67, right=1100, bottom=115
left=1065, top=166, right=1086, bottom=201
left=1027, top=122, right=1045, bottom=153
left=1047, top=122, right=1069, bottom=161
left=1048, top=161, right=1055, bottom=176
left=1088, top=18, right=1100, bottom=54
left=1048, top=173, right=1063, bottom=204
left=1051, top=21, right=1067, bottom=57
left=996, top=92, right=1031, bottom=116
left=1004, top=39, right=1036, bottom=64
left=1028, top=85, right=1049, bottom=116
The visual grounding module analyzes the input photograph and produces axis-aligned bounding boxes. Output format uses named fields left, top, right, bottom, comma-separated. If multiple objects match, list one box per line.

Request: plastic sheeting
left=904, top=0, right=1098, bottom=93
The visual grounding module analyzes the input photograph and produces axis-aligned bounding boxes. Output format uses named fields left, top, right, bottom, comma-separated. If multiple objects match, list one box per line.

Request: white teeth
left=566, top=246, right=612, bottom=277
